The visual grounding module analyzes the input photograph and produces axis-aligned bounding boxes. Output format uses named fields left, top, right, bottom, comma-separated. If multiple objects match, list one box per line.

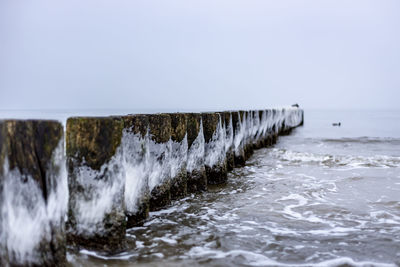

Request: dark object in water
left=332, top=122, right=341, bottom=126
left=291, top=103, right=299, bottom=108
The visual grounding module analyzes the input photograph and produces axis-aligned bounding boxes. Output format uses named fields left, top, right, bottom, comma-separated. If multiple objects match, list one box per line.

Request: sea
left=1, top=109, right=400, bottom=266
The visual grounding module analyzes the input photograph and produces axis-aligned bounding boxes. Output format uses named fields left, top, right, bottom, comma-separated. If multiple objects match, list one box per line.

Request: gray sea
left=3, top=109, right=400, bottom=266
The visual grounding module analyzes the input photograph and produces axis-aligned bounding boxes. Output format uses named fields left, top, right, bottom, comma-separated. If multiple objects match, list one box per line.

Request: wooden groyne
left=0, top=107, right=303, bottom=266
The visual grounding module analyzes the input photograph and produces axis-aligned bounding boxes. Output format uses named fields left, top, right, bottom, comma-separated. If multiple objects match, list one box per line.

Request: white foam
left=123, top=131, right=149, bottom=215
left=72, top=152, right=125, bottom=234
left=187, top=121, right=205, bottom=173
left=0, top=139, right=68, bottom=265
left=79, top=249, right=136, bottom=260
left=186, top=247, right=280, bottom=265
left=154, top=236, right=177, bottom=245
left=135, top=240, right=145, bottom=248
left=273, top=149, right=400, bottom=169
left=224, top=113, right=234, bottom=153
left=187, top=247, right=397, bottom=267
left=170, top=135, right=188, bottom=179
left=147, top=136, right=171, bottom=191
left=313, top=257, right=397, bottom=267
left=204, top=115, right=226, bottom=168
left=233, top=111, right=246, bottom=156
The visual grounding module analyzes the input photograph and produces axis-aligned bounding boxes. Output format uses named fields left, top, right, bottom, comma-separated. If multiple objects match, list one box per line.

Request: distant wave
left=318, top=137, right=400, bottom=144
left=271, top=149, right=400, bottom=169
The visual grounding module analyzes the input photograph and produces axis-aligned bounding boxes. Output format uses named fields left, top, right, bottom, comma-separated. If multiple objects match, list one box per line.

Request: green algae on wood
left=66, top=117, right=123, bottom=170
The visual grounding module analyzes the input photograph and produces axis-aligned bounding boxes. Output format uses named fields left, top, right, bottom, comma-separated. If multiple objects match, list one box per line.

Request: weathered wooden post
left=66, top=117, right=126, bottom=252
left=186, top=113, right=207, bottom=193
left=0, top=120, right=67, bottom=266
left=232, top=111, right=246, bottom=166
left=269, top=109, right=278, bottom=146
left=201, top=113, right=227, bottom=185
left=122, top=115, right=150, bottom=227
left=251, top=110, right=261, bottom=149
left=221, top=111, right=235, bottom=171
left=147, top=114, right=172, bottom=211
left=300, top=109, right=304, bottom=126
left=256, top=110, right=267, bottom=148
left=244, top=110, right=254, bottom=160
left=169, top=113, right=188, bottom=200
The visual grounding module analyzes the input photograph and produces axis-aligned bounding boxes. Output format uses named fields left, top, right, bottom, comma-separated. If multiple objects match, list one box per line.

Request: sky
left=0, top=0, right=399, bottom=111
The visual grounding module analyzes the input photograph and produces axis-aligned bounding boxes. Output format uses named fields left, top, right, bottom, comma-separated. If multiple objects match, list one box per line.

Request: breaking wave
left=271, top=149, right=400, bottom=169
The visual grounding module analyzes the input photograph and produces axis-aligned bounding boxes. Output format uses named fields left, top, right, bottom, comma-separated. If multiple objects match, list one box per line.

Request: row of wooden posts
left=0, top=108, right=304, bottom=266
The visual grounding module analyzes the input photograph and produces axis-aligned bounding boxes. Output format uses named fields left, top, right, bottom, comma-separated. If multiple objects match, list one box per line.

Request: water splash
left=233, top=112, right=246, bottom=156
left=265, top=109, right=275, bottom=133
left=273, top=108, right=284, bottom=133
left=123, top=131, right=150, bottom=215
left=0, top=139, right=67, bottom=265
left=147, top=136, right=171, bottom=192
left=256, top=110, right=268, bottom=143
left=224, top=113, right=234, bottom=153
left=251, top=111, right=261, bottom=145
left=69, top=148, right=125, bottom=235
left=187, top=120, right=205, bottom=173
left=204, top=115, right=226, bottom=168
left=170, top=135, right=188, bottom=179
left=244, top=112, right=252, bottom=148
left=71, top=160, right=125, bottom=236
left=284, top=107, right=303, bottom=128
left=272, top=148, right=400, bottom=169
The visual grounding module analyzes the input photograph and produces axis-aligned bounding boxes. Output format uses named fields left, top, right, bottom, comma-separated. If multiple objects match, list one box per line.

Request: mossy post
left=186, top=113, right=207, bottom=193
left=244, top=111, right=254, bottom=160
left=279, top=109, right=285, bottom=134
left=168, top=113, right=188, bottom=200
left=222, top=111, right=235, bottom=171
left=122, top=115, right=150, bottom=227
left=201, top=113, right=227, bottom=185
left=263, top=109, right=271, bottom=146
left=66, top=117, right=126, bottom=252
left=251, top=110, right=261, bottom=149
left=278, top=109, right=288, bottom=135
left=249, top=110, right=257, bottom=149
left=262, top=109, right=270, bottom=147
left=269, top=110, right=278, bottom=146
left=257, top=110, right=267, bottom=148
left=238, top=110, right=248, bottom=161
left=232, top=111, right=246, bottom=166
left=0, top=120, right=66, bottom=266
left=147, top=114, right=172, bottom=211
left=0, top=123, right=4, bottom=267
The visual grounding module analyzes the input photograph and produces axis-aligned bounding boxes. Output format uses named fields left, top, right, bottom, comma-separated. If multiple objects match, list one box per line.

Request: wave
left=316, top=137, right=400, bottom=145
left=81, top=245, right=398, bottom=266
left=186, top=247, right=397, bottom=267
left=271, top=149, right=400, bottom=169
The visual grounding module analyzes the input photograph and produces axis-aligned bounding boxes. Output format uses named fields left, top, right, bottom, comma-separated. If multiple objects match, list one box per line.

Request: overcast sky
left=0, top=0, right=399, bottom=111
